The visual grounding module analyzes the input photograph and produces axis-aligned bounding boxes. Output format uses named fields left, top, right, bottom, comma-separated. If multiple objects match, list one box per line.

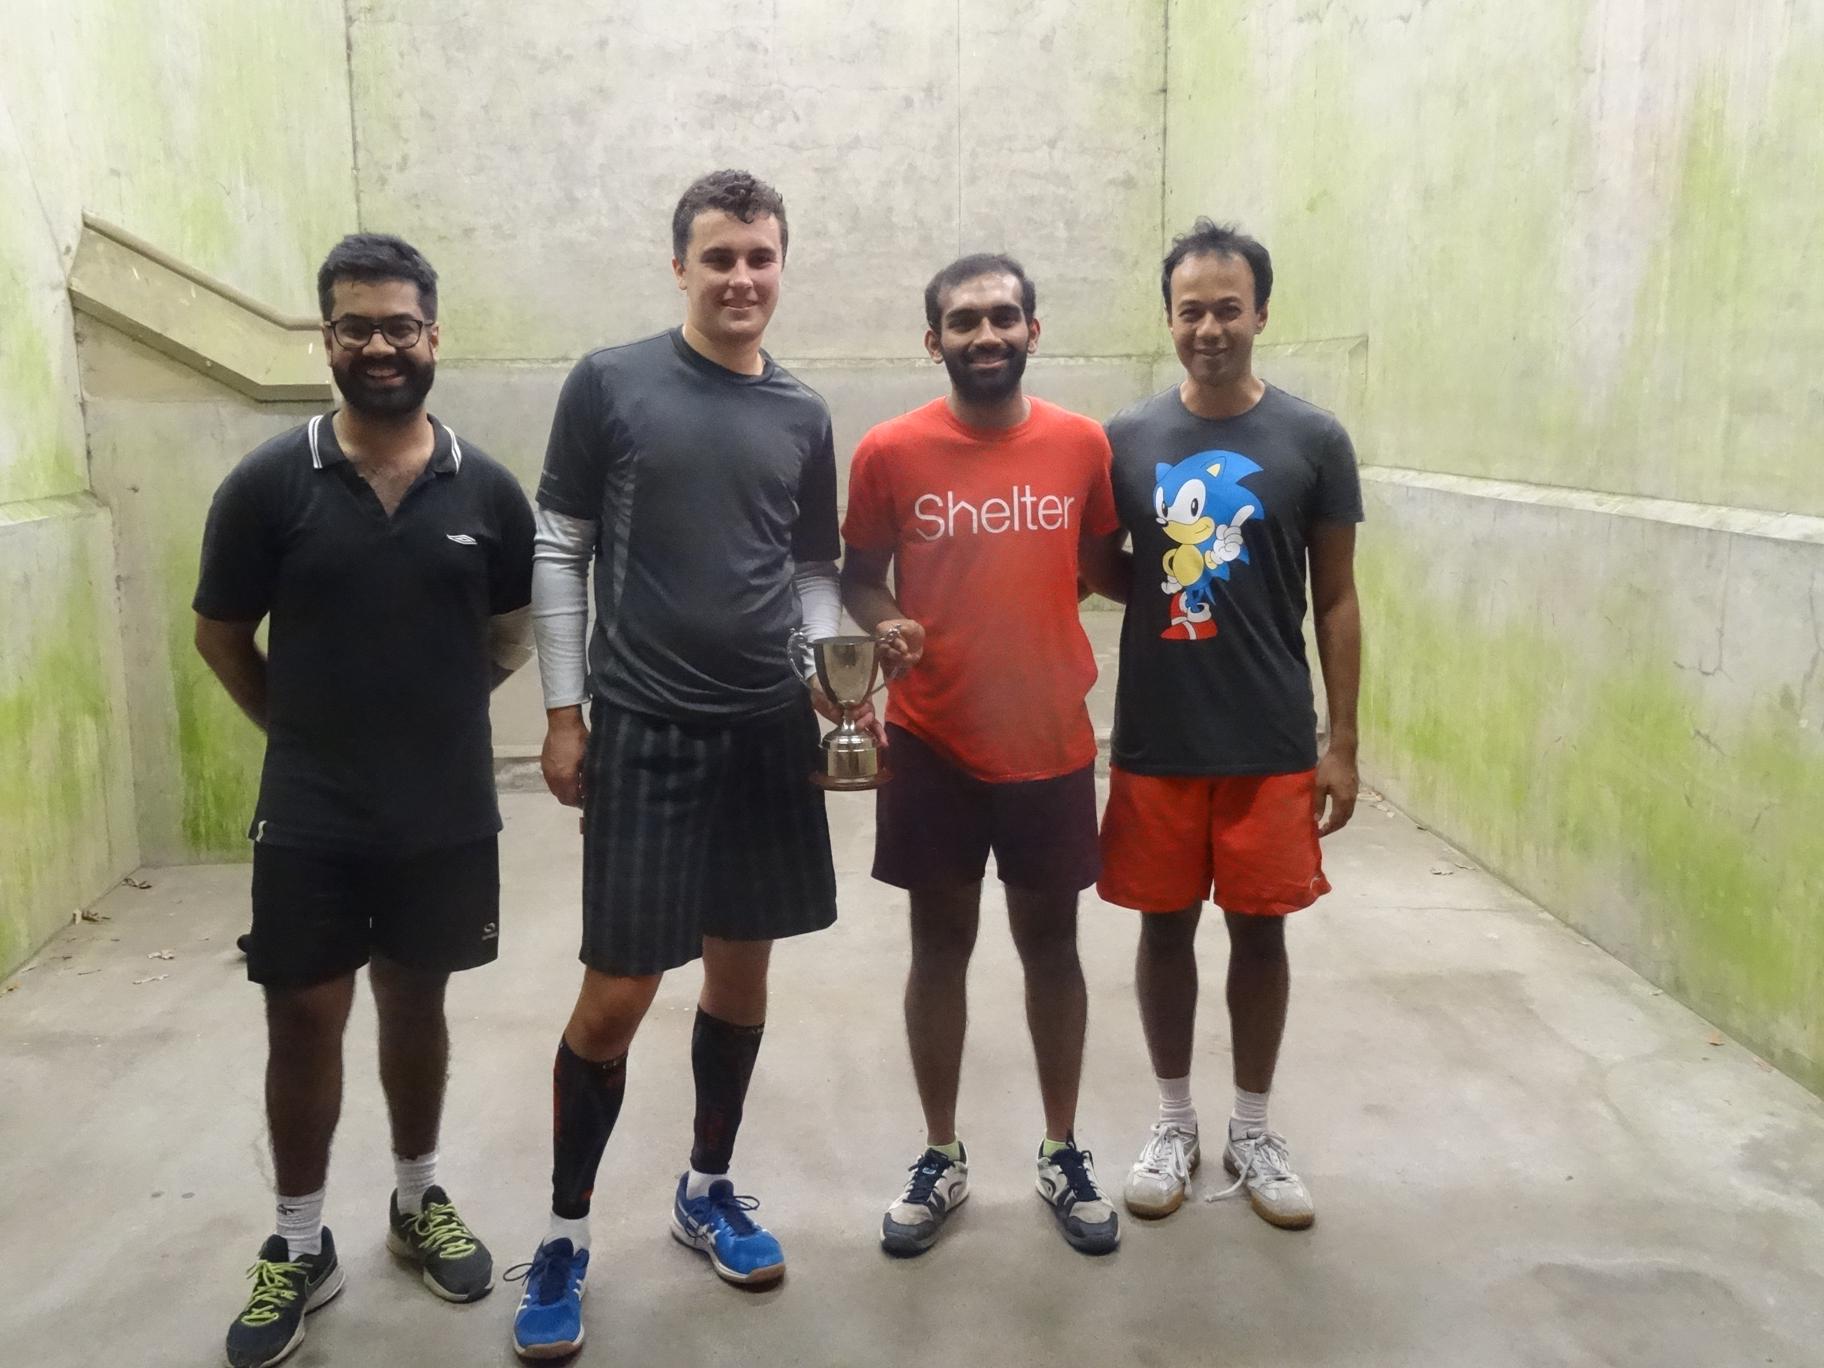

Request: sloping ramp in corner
left=67, top=214, right=332, bottom=403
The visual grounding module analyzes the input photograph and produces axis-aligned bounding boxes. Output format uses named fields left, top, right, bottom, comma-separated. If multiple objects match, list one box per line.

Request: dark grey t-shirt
left=1107, top=383, right=1364, bottom=775
left=536, top=329, right=841, bottom=722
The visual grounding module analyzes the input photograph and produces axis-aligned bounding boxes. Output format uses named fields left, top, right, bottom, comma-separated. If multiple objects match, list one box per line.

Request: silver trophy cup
left=789, top=630, right=895, bottom=790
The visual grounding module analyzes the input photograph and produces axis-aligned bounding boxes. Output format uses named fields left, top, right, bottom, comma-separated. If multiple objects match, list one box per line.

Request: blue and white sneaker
left=507, top=1238, right=589, bottom=1361
left=670, top=1175, right=787, bottom=1285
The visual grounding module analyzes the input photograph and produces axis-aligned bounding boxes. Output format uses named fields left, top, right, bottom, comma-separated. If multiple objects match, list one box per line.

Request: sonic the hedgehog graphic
left=1152, top=449, right=1266, bottom=640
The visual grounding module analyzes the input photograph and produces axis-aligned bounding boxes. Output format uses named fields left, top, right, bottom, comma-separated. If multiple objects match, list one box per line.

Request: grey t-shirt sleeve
left=790, top=415, right=841, bottom=562
left=1314, top=418, right=1365, bottom=524
left=193, top=463, right=279, bottom=622
left=536, top=356, right=607, bottom=519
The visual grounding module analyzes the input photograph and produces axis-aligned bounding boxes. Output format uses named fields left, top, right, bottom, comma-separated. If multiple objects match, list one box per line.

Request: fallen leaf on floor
left=121, top=876, right=153, bottom=890
left=1429, top=864, right=1455, bottom=875
left=1453, top=861, right=1473, bottom=871
left=1755, top=1058, right=1773, bottom=1072
left=147, top=949, right=175, bottom=961
left=132, top=974, right=169, bottom=985
left=1705, top=1031, right=1724, bottom=1047
left=75, top=969, right=101, bottom=976
left=78, top=909, right=110, bottom=923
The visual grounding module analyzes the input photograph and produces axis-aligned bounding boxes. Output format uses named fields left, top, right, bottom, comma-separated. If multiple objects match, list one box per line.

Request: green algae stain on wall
left=0, top=552, right=122, bottom=974
left=0, top=207, right=86, bottom=505
left=76, top=0, right=356, bottom=316
left=1606, top=50, right=1824, bottom=519
left=158, top=541, right=263, bottom=859
left=1359, top=530, right=1824, bottom=1091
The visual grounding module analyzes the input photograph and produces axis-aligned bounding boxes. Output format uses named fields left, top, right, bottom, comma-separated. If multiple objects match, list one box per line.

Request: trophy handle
left=870, top=625, right=905, bottom=692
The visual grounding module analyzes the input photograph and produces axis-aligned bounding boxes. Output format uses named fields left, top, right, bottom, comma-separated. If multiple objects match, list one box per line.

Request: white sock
left=394, top=1150, right=438, bottom=1215
left=276, top=1187, right=325, bottom=1259
left=1230, top=1087, right=1270, bottom=1138
left=685, top=1167, right=724, bottom=1200
left=545, top=1210, right=591, bottom=1252
left=1157, top=1075, right=1197, bottom=1130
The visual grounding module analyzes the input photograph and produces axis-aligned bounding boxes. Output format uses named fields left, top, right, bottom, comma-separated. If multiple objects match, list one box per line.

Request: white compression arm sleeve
left=531, top=506, right=595, bottom=710
left=794, top=560, right=841, bottom=639
left=791, top=560, right=842, bottom=682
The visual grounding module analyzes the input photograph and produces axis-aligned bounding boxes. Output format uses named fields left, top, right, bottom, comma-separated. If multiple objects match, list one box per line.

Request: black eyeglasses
left=327, top=315, right=433, bottom=349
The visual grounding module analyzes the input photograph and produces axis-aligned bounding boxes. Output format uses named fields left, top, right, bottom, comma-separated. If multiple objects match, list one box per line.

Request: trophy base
left=810, top=763, right=890, bottom=792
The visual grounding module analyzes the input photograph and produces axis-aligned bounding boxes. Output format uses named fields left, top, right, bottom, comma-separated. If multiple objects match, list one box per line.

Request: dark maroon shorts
left=872, top=724, right=1101, bottom=892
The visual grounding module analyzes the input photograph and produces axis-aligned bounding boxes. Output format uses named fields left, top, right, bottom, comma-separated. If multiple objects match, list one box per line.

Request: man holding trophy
left=511, top=170, right=848, bottom=1360
left=840, top=254, right=1126, bottom=1257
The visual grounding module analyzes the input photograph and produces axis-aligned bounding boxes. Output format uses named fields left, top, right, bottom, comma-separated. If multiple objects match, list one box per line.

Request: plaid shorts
left=579, top=698, right=838, bottom=975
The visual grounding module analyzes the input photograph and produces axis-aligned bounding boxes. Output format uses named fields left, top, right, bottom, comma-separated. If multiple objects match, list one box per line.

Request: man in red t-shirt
left=841, top=254, right=1124, bottom=1259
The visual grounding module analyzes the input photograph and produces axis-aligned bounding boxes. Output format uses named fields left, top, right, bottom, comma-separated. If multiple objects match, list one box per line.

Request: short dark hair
left=924, top=253, right=1037, bottom=331
left=1161, top=219, right=1272, bottom=311
left=316, top=233, right=438, bottom=320
left=671, top=169, right=789, bottom=261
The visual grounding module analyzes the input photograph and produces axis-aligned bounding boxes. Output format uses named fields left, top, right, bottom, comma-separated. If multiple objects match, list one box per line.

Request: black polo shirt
left=194, top=412, right=534, bottom=856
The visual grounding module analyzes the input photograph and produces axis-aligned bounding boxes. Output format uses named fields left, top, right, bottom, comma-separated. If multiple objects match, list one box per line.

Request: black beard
left=941, top=344, right=1027, bottom=404
left=333, top=357, right=436, bottom=416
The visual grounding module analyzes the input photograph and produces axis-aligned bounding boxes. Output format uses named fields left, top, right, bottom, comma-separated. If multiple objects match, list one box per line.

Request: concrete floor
left=5, top=787, right=1824, bottom=1367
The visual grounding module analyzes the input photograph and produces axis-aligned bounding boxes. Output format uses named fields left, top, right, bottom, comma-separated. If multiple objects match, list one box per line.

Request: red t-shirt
left=842, top=397, right=1120, bottom=782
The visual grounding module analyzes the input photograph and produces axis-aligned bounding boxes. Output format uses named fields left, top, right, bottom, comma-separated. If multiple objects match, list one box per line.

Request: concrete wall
left=1164, top=0, right=1824, bottom=1089
left=0, top=0, right=357, bottom=966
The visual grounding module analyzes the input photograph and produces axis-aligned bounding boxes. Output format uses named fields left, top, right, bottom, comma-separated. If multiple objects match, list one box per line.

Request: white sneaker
left=1035, top=1141, right=1120, bottom=1254
left=1218, top=1128, right=1315, bottom=1229
left=1124, top=1121, right=1200, bottom=1218
left=881, top=1147, right=969, bottom=1256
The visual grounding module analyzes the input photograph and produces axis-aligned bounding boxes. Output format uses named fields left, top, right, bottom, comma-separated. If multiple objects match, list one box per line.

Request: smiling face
left=1167, top=250, right=1267, bottom=391
left=322, top=277, right=438, bottom=416
left=673, top=209, right=784, bottom=350
left=1155, top=476, right=1216, bottom=545
left=925, top=270, right=1038, bottom=404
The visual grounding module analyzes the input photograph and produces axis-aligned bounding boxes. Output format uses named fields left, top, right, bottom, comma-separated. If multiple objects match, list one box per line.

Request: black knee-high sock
left=551, top=1039, right=626, bottom=1219
left=690, top=1009, right=764, bottom=1175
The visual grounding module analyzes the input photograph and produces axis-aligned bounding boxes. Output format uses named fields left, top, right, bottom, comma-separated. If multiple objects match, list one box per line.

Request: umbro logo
left=481, top=921, right=498, bottom=941
left=446, top=533, right=478, bottom=546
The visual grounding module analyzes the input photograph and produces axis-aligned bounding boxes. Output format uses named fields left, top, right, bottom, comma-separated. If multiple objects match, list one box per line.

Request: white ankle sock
left=685, top=1167, right=724, bottom=1200
left=394, top=1150, right=438, bottom=1215
left=1157, top=1075, right=1197, bottom=1130
left=1230, top=1087, right=1269, bottom=1138
left=276, top=1187, right=325, bottom=1259
left=545, top=1211, right=591, bottom=1252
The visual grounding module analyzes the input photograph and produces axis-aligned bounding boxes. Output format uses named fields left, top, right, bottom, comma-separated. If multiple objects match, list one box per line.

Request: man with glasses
left=194, top=233, right=535, bottom=1368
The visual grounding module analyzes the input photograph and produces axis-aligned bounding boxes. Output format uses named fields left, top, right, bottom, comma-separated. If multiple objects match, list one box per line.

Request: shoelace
left=1213, top=1129, right=1297, bottom=1200
left=237, top=1258, right=305, bottom=1326
left=408, top=1200, right=479, bottom=1259
left=1136, top=1122, right=1195, bottom=1181
left=708, top=1191, right=765, bottom=1238
left=903, top=1154, right=954, bottom=1206
left=503, top=1245, right=576, bottom=1306
left=1051, top=1147, right=1104, bottom=1205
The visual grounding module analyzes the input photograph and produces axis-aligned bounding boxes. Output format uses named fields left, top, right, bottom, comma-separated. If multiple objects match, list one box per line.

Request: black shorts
left=872, top=724, right=1101, bottom=892
left=247, top=836, right=500, bottom=989
left=580, top=698, right=838, bottom=976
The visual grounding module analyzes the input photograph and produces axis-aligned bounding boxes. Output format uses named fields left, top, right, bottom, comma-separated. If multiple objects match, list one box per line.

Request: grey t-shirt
left=536, top=329, right=841, bottom=721
left=1106, top=383, right=1364, bottom=775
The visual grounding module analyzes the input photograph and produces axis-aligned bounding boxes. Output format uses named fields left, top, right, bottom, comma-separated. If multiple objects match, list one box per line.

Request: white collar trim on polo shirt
left=307, top=413, right=463, bottom=472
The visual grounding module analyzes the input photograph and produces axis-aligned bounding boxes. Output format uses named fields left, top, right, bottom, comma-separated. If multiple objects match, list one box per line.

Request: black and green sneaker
left=387, top=1185, right=494, bottom=1302
left=225, top=1229, right=344, bottom=1368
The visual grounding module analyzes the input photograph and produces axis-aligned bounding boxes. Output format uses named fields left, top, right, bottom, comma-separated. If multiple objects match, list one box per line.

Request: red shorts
left=1097, top=767, right=1330, bottom=916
